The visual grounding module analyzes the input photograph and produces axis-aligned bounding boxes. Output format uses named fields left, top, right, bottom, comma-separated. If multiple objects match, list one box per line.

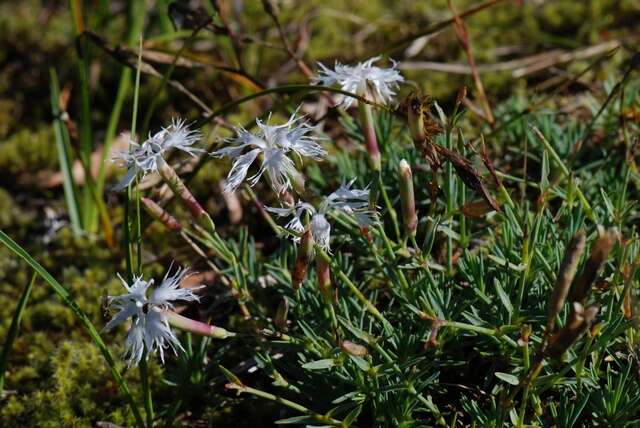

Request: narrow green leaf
left=0, top=272, right=36, bottom=392
left=540, top=147, right=549, bottom=191
left=274, top=415, right=316, bottom=424
left=493, top=278, right=513, bottom=314
left=495, top=372, right=520, bottom=385
left=218, top=364, right=243, bottom=386
left=301, top=359, right=336, bottom=370
left=349, top=355, right=370, bottom=371
left=49, top=68, right=82, bottom=235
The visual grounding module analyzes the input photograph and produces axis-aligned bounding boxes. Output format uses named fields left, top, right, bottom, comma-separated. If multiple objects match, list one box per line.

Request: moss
left=0, top=188, right=27, bottom=230
left=1, top=342, right=137, bottom=427
left=0, top=126, right=57, bottom=178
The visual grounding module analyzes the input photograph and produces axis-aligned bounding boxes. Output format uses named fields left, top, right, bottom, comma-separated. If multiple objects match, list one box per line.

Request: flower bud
left=340, top=340, right=368, bottom=357
left=157, top=158, right=216, bottom=233
left=406, top=92, right=425, bottom=144
left=572, top=226, right=619, bottom=303
left=546, top=230, right=586, bottom=332
left=291, top=170, right=306, bottom=196
left=275, top=297, right=289, bottom=331
left=292, top=228, right=313, bottom=289
left=157, top=158, right=204, bottom=218
left=141, top=197, right=182, bottom=231
left=455, top=86, right=467, bottom=110
left=164, top=310, right=235, bottom=339
left=398, top=159, right=418, bottom=236
left=358, top=103, right=381, bottom=171
left=544, top=302, right=598, bottom=359
left=315, top=253, right=334, bottom=304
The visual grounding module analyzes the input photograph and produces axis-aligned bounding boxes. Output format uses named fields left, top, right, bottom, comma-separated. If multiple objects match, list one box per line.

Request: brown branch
left=375, top=0, right=511, bottom=57
left=262, top=0, right=314, bottom=79
left=448, top=0, right=495, bottom=126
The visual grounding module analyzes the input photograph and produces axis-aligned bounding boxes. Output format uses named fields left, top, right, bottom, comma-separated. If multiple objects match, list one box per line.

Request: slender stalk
left=49, top=68, right=82, bottom=235
left=225, top=383, right=343, bottom=426
left=359, top=103, right=381, bottom=171
left=139, top=354, right=153, bottom=428
left=530, top=126, right=596, bottom=222
left=316, top=247, right=393, bottom=333
left=445, top=123, right=455, bottom=274
left=376, top=173, right=401, bottom=242
left=126, top=34, right=153, bottom=427
left=96, top=0, right=147, bottom=193
left=202, top=85, right=389, bottom=125
left=0, top=272, right=36, bottom=392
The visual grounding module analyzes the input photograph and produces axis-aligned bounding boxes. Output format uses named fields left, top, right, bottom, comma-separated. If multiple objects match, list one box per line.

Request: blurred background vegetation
left=1, top=0, right=639, bottom=426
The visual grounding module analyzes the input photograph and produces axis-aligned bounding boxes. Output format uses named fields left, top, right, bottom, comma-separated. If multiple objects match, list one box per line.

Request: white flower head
left=267, top=179, right=376, bottom=252
left=104, top=265, right=201, bottom=366
left=314, top=56, right=404, bottom=109
left=211, top=109, right=326, bottom=194
left=112, top=118, right=203, bottom=191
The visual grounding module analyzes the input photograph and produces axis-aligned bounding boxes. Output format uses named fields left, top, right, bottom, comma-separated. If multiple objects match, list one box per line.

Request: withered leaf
left=435, top=144, right=500, bottom=212
left=460, top=200, right=493, bottom=218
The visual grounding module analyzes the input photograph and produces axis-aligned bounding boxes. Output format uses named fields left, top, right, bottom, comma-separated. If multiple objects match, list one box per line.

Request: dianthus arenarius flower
left=314, top=56, right=404, bottom=109
left=104, top=266, right=200, bottom=366
left=112, top=118, right=203, bottom=191
left=211, top=110, right=326, bottom=194
left=267, top=179, right=376, bottom=252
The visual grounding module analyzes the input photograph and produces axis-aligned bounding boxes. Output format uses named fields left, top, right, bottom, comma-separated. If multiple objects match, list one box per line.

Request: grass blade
left=50, top=68, right=82, bottom=235
left=95, top=1, right=147, bottom=195
left=70, top=0, right=98, bottom=231
left=0, top=229, right=145, bottom=428
left=0, top=271, right=36, bottom=392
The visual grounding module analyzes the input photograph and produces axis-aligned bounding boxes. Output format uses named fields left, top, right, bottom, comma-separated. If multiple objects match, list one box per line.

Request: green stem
left=139, top=354, right=153, bottom=428
left=530, top=126, right=596, bottom=222
left=202, top=85, right=390, bottom=125
left=316, top=247, right=393, bottom=333
left=377, top=173, right=401, bottom=242
left=226, top=383, right=343, bottom=426
left=96, top=1, right=147, bottom=193
left=0, top=272, right=36, bottom=392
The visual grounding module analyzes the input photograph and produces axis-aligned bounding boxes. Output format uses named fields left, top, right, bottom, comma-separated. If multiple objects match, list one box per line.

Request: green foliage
left=2, top=0, right=640, bottom=427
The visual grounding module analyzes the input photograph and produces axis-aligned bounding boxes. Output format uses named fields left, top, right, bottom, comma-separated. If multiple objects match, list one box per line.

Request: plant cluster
left=2, top=1, right=640, bottom=427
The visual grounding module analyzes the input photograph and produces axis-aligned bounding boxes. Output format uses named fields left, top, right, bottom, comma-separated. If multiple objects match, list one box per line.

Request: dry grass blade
left=544, top=302, right=599, bottom=359
left=376, top=0, right=510, bottom=56
left=83, top=31, right=213, bottom=116
left=447, top=0, right=494, bottom=125
left=435, top=144, right=500, bottom=212
left=572, top=227, right=619, bottom=303
left=546, top=230, right=586, bottom=332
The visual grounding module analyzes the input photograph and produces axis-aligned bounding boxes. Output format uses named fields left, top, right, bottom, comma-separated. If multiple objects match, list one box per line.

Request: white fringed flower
left=104, top=266, right=201, bottom=366
left=267, top=179, right=376, bottom=252
left=314, top=56, right=404, bottom=109
left=211, top=110, right=326, bottom=194
left=112, top=118, right=203, bottom=191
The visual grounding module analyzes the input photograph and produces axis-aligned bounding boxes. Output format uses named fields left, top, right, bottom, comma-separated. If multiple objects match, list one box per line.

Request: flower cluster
left=105, top=55, right=402, bottom=366
left=112, top=118, right=203, bottom=191
left=212, top=110, right=326, bottom=194
left=104, top=266, right=200, bottom=366
left=267, top=179, right=376, bottom=252
left=315, top=55, right=404, bottom=109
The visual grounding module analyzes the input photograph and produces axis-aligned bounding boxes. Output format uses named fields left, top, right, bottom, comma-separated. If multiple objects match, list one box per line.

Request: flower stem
left=139, top=352, right=153, bottom=428
left=225, top=383, right=343, bottom=426
left=316, top=247, right=393, bottom=334
left=358, top=103, right=381, bottom=171
left=376, top=173, right=402, bottom=243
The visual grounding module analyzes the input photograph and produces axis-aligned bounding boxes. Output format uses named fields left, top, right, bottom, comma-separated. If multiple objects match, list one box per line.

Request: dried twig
left=448, top=0, right=494, bottom=125
left=399, top=40, right=621, bottom=78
